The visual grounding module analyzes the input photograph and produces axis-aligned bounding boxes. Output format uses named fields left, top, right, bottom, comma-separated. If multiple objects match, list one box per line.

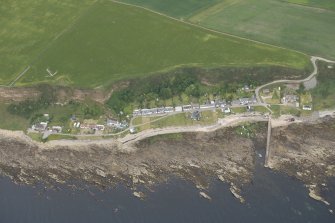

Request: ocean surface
left=0, top=152, right=334, bottom=223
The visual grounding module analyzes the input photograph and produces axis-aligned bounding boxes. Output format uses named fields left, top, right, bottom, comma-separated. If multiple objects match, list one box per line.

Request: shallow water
left=0, top=153, right=334, bottom=223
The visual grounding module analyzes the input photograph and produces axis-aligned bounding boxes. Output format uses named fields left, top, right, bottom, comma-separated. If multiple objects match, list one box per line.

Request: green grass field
left=189, top=0, right=335, bottom=59
left=132, top=110, right=219, bottom=132
left=283, top=0, right=335, bottom=11
left=15, top=0, right=309, bottom=88
left=0, top=0, right=94, bottom=85
left=119, top=0, right=221, bottom=18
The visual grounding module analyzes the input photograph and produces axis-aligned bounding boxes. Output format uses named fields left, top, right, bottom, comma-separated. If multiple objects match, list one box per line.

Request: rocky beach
left=0, top=116, right=334, bottom=209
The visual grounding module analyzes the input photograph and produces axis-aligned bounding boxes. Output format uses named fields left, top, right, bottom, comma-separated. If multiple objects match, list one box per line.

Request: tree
left=160, top=87, right=172, bottom=99
left=185, top=84, right=201, bottom=97
left=297, top=83, right=305, bottom=94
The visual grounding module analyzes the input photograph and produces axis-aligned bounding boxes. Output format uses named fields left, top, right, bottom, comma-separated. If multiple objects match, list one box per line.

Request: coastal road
left=120, top=114, right=268, bottom=145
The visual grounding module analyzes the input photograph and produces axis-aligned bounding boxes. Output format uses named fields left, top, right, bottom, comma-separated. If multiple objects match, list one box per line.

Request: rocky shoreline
left=0, top=117, right=334, bottom=209
left=268, top=116, right=335, bottom=207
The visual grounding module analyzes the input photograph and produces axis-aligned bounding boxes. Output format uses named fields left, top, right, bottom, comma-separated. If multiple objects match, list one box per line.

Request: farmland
left=16, top=0, right=309, bottom=88
left=283, top=0, right=335, bottom=11
left=120, top=0, right=221, bottom=18
left=189, top=0, right=335, bottom=59
left=0, top=0, right=94, bottom=85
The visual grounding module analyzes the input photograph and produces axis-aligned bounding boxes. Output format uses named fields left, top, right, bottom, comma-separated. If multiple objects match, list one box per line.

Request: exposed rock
left=133, top=191, right=145, bottom=199
left=0, top=124, right=267, bottom=203
left=269, top=117, right=335, bottom=206
left=199, top=192, right=212, bottom=200
left=0, top=118, right=334, bottom=207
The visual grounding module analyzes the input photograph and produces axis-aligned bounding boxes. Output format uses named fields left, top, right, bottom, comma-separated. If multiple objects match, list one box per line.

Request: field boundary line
left=109, top=0, right=309, bottom=57
left=8, top=66, right=31, bottom=87
left=278, top=0, right=335, bottom=12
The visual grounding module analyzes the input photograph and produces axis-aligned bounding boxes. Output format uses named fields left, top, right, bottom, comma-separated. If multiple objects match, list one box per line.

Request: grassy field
left=134, top=110, right=219, bottom=131
left=14, top=0, right=310, bottom=88
left=280, top=105, right=301, bottom=116
left=120, top=0, right=221, bottom=18
left=254, top=106, right=270, bottom=114
left=189, top=0, right=335, bottom=59
left=283, top=0, right=335, bottom=11
left=0, top=0, right=94, bottom=85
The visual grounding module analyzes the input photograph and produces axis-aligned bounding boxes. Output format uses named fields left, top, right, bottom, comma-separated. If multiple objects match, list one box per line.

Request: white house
left=302, top=105, right=312, bottom=111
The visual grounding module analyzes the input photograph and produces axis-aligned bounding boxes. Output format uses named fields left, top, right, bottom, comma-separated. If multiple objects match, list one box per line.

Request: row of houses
left=232, top=96, right=257, bottom=106
left=133, top=107, right=175, bottom=116
left=72, top=119, right=128, bottom=132
left=107, top=119, right=128, bottom=129
left=133, top=96, right=257, bottom=117
left=281, top=94, right=299, bottom=105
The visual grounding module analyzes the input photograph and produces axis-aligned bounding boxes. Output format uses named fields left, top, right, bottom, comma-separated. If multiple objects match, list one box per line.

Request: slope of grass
left=189, top=0, right=335, bottom=59
left=0, top=103, right=29, bottom=130
left=19, top=0, right=309, bottom=88
left=0, top=0, right=94, bottom=85
left=119, top=0, right=221, bottom=18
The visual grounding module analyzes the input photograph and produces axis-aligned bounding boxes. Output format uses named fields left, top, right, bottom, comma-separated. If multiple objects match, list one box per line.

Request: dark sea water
left=0, top=153, right=334, bottom=223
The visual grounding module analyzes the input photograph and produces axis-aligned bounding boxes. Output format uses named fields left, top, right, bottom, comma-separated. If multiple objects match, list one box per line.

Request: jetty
left=264, top=116, right=272, bottom=167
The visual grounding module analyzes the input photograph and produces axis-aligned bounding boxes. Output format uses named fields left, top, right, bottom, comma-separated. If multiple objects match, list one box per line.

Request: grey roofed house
left=251, top=95, right=257, bottom=103
left=141, top=108, right=158, bottom=115
left=302, top=105, right=312, bottom=111
left=133, top=109, right=141, bottom=116
left=182, top=105, right=192, bottom=111
left=130, top=127, right=136, bottom=134
left=215, top=99, right=226, bottom=107
left=107, top=119, right=120, bottom=126
left=239, top=98, right=250, bottom=105
left=52, top=126, right=62, bottom=133
left=164, top=107, right=174, bottom=113
left=191, top=110, right=201, bottom=121
left=223, top=107, right=231, bottom=114
left=200, top=103, right=215, bottom=109
left=192, top=104, right=200, bottom=109
left=157, top=107, right=165, bottom=114
left=95, top=125, right=105, bottom=131
left=282, top=94, right=299, bottom=104
left=175, top=106, right=183, bottom=112
left=33, top=122, right=48, bottom=132
left=70, top=115, right=77, bottom=121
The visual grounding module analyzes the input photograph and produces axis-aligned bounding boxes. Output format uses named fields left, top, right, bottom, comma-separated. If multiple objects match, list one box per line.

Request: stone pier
left=264, top=116, right=272, bottom=167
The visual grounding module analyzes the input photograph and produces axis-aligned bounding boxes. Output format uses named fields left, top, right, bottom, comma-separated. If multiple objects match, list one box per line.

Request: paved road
left=255, top=56, right=335, bottom=104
